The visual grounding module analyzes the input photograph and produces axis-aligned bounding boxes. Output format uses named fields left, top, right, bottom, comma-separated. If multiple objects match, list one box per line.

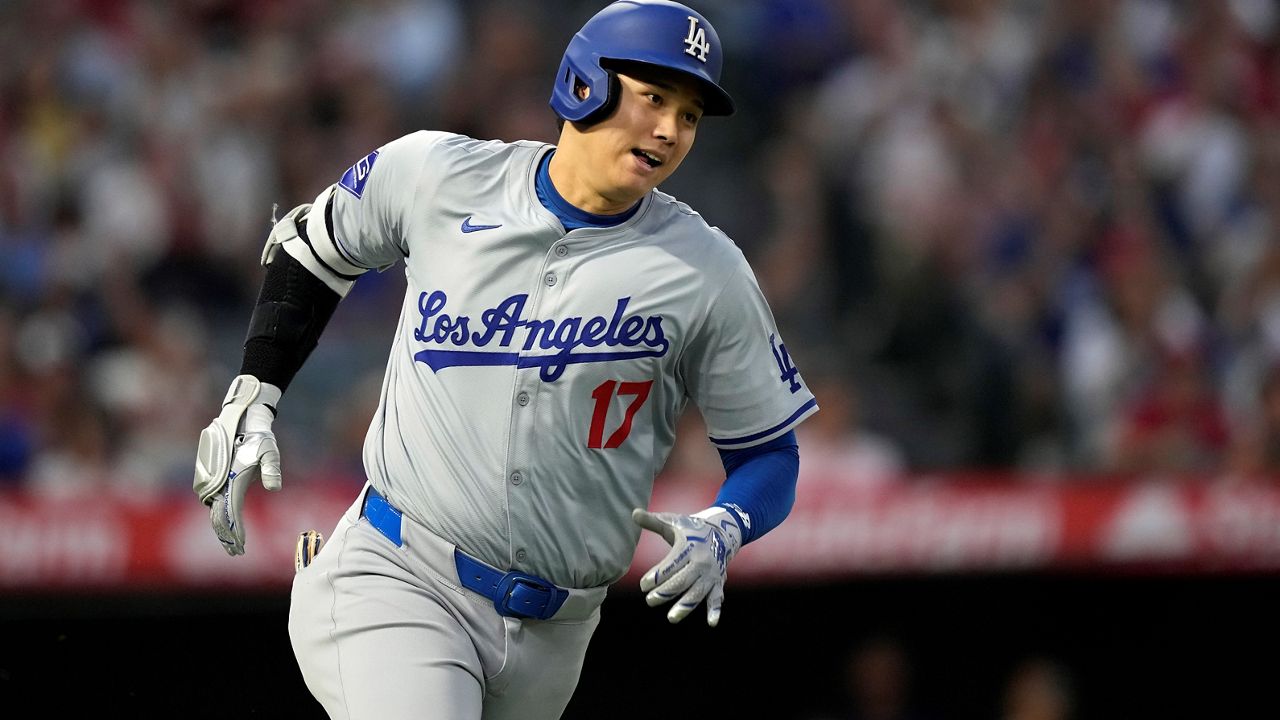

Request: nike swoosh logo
left=461, top=216, right=502, bottom=233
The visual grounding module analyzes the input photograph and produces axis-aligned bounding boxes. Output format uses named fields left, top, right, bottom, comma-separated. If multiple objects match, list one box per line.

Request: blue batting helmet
left=550, top=0, right=735, bottom=124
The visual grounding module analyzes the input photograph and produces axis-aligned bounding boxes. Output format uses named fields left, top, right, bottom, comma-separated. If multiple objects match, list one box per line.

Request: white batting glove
left=193, top=375, right=283, bottom=556
left=632, top=506, right=743, bottom=626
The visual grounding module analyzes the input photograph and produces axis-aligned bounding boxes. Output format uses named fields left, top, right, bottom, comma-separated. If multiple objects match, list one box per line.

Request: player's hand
left=193, top=375, right=283, bottom=556
left=632, top=507, right=743, bottom=626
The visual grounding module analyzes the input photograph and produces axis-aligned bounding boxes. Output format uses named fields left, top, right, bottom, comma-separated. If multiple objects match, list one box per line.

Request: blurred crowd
left=1, top=0, right=1279, bottom=496
left=803, top=633, right=1076, bottom=720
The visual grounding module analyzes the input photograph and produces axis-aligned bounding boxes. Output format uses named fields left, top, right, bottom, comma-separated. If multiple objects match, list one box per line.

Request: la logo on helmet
left=683, top=15, right=710, bottom=62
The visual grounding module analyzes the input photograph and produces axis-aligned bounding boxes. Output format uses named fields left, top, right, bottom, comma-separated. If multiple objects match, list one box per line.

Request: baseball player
left=192, top=2, right=817, bottom=718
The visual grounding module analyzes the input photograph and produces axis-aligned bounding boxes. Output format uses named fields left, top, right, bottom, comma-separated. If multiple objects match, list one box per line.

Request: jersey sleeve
left=303, top=130, right=445, bottom=272
left=682, top=252, right=818, bottom=450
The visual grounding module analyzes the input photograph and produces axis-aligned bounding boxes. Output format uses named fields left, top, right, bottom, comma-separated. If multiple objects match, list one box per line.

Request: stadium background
left=1, top=0, right=1279, bottom=717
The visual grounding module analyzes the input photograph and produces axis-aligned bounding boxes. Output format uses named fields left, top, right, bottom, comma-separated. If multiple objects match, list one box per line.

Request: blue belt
left=360, top=485, right=569, bottom=621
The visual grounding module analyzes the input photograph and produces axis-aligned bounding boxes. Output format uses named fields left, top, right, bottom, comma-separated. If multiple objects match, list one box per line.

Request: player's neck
left=547, top=144, right=642, bottom=216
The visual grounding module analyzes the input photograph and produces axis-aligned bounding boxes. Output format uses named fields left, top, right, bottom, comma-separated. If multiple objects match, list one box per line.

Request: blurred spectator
left=806, top=634, right=940, bottom=720
left=439, top=0, right=556, bottom=142
left=314, top=368, right=388, bottom=482
left=89, top=296, right=217, bottom=492
left=2, top=0, right=1280, bottom=493
left=27, top=399, right=111, bottom=498
left=1107, top=347, right=1230, bottom=473
left=1058, top=226, right=1210, bottom=469
left=1227, top=361, right=1280, bottom=477
left=999, top=656, right=1076, bottom=720
left=796, top=371, right=905, bottom=488
left=0, top=307, right=33, bottom=485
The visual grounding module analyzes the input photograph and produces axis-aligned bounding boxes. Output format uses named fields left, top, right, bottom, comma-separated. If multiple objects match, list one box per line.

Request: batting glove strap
left=632, top=506, right=743, bottom=627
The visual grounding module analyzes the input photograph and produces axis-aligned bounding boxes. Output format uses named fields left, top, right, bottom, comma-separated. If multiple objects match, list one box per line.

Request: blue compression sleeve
left=713, top=430, right=799, bottom=544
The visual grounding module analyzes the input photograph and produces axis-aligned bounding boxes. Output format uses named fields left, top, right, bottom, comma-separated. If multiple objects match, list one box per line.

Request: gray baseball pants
left=289, top=485, right=606, bottom=720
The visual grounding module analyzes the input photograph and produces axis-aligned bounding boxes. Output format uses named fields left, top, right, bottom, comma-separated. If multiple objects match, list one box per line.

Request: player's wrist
left=691, top=506, right=743, bottom=553
left=255, top=379, right=283, bottom=413
left=221, top=374, right=282, bottom=415
left=694, top=504, right=741, bottom=531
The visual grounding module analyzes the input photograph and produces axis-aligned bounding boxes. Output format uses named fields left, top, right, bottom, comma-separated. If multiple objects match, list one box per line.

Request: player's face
left=556, top=67, right=704, bottom=214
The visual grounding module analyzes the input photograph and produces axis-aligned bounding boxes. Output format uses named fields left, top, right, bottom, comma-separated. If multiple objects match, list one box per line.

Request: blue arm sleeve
left=713, top=430, right=799, bottom=544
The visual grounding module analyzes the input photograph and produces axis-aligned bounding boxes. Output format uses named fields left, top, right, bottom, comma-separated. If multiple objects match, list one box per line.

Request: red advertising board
left=2, top=475, right=1279, bottom=591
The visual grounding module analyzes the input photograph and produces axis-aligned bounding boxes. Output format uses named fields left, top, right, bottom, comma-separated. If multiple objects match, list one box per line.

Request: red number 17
left=588, top=379, right=653, bottom=449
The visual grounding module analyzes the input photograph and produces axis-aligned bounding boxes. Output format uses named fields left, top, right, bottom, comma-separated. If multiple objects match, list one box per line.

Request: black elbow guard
left=240, top=251, right=342, bottom=391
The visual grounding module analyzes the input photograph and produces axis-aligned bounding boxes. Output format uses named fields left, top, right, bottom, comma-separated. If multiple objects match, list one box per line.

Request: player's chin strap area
left=361, top=485, right=569, bottom=621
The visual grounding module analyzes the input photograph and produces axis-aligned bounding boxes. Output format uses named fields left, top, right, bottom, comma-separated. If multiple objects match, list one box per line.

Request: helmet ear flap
left=574, top=70, right=622, bottom=127
left=550, top=1, right=735, bottom=122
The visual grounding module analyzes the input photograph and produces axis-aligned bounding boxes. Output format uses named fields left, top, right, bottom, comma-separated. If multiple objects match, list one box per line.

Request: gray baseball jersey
left=290, top=130, right=816, bottom=589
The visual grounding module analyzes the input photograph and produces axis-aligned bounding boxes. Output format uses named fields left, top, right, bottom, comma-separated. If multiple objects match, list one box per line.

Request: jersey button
left=516, top=391, right=530, bottom=406
left=510, top=472, right=523, bottom=486
left=544, top=272, right=557, bottom=286
left=555, top=245, right=568, bottom=257
left=515, top=549, right=527, bottom=563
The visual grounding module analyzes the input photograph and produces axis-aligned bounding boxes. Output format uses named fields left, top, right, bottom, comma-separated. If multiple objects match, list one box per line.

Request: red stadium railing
left=2, top=474, right=1279, bottom=591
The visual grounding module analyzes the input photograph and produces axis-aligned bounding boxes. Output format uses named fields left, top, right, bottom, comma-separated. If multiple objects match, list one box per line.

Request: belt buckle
left=494, top=572, right=564, bottom=620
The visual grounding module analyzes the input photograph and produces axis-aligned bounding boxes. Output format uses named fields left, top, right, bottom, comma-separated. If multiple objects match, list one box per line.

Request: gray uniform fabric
left=287, top=130, right=816, bottom=718
left=290, top=486, right=602, bottom=720
left=302, top=131, right=815, bottom=587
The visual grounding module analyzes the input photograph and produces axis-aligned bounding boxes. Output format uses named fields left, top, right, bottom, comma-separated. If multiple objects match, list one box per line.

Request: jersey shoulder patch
left=338, top=149, right=380, bottom=199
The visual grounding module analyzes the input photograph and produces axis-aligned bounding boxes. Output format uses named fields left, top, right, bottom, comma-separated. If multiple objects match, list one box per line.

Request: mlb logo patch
left=338, top=150, right=380, bottom=198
